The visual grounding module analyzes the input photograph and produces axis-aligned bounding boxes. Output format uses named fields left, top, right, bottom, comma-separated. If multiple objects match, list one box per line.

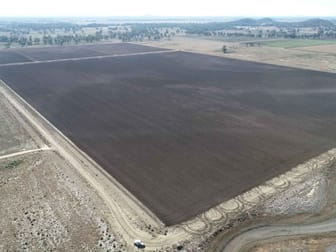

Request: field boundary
left=0, top=79, right=179, bottom=246
left=0, top=49, right=177, bottom=67
left=2, top=77, right=336, bottom=249
left=2, top=51, right=336, bottom=249
left=0, top=79, right=163, bottom=222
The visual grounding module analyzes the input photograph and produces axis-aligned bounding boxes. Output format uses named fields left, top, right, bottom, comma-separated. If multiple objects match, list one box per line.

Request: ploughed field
left=0, top=43, right=166, bottom=63
left=0, top=50, right=32, bottom=64
left=1, top=44, right=336, bottom=225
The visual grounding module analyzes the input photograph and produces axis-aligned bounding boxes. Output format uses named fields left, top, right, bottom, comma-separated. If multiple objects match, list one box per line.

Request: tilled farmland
left=0, top=44, right=336, bottom=225
left=0, top=50, right=32, bottom=64
left=0, top=42, right=166, bottom=63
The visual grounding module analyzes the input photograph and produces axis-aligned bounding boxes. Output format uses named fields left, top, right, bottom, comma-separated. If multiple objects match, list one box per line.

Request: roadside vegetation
left=1, top=159, right=23, bottom=170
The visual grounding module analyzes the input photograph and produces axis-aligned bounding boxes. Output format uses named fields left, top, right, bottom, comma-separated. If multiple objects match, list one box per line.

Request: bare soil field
left=0, top=43, right=166, bottom=63
left=16, top=42, right=167, bottom=61
left=1, top=48, right=336, bottom=226
left=0, top=50, right=32, bottom=64
left=0, top=151, right=125, bottom=252
left=0, top=92, right=38, bottom=155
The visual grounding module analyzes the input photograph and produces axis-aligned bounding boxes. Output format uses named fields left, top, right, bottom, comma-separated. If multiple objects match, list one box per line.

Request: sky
left=0, top=0, right=335, bottom=17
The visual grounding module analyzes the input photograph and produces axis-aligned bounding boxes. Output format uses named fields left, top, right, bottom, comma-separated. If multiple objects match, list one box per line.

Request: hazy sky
left=0, top=0, right=335, bottom=17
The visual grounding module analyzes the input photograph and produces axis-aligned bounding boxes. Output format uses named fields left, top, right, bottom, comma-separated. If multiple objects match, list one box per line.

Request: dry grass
left=0, top=93, right=37, bottom=155
left=296, top=44, right=336, bottom=54
left=0, top=151, right=125, bottom=251
left=141, top=36, right=237, bottom=55
left=141, top=36, right=336, bottom=73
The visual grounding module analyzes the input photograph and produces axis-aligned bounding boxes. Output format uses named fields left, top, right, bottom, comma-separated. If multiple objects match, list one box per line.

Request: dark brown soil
left=1, top=49, right=336, bottom=225
left=0, top=43, right=166, bottom=63
left=0, top=50, right=32, bottom=64
left=15, top=43, right=167, bottom=61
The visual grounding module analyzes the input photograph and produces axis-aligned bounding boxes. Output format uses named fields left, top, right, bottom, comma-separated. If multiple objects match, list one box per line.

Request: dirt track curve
left=222, top=217, right=336, bottom=251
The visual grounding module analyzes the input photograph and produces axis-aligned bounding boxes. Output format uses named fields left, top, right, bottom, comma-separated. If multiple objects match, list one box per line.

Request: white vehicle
left=133, top=239, right=145, bottom=249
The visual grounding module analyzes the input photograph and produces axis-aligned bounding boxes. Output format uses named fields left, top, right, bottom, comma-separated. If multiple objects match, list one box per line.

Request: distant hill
left=258, top=18, right=278, bottom=25
left=227, top=17, right=335, bottom=28
left=227, top=18, right=277, bottom=26
left=290, top=18, right=335, bottom=27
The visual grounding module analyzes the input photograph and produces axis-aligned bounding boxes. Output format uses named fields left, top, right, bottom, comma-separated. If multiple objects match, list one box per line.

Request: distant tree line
left=118, top=24, right=179, bottom=42
left=1, top=19, right=336, bottom=48
left=0, top=21, right=182, bottom=47
left=0, top=33, right=108, bottom=47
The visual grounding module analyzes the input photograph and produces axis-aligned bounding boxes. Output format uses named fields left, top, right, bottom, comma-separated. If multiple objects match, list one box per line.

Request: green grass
left=261, top=39, right=336, bottom=48
left=1, top=160, right=23, bottom=170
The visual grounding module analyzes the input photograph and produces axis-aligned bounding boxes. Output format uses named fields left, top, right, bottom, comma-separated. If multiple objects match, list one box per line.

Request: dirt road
left=222, top=218, right=336, bottom=251
left=0, top=146, right=50, bottom=160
